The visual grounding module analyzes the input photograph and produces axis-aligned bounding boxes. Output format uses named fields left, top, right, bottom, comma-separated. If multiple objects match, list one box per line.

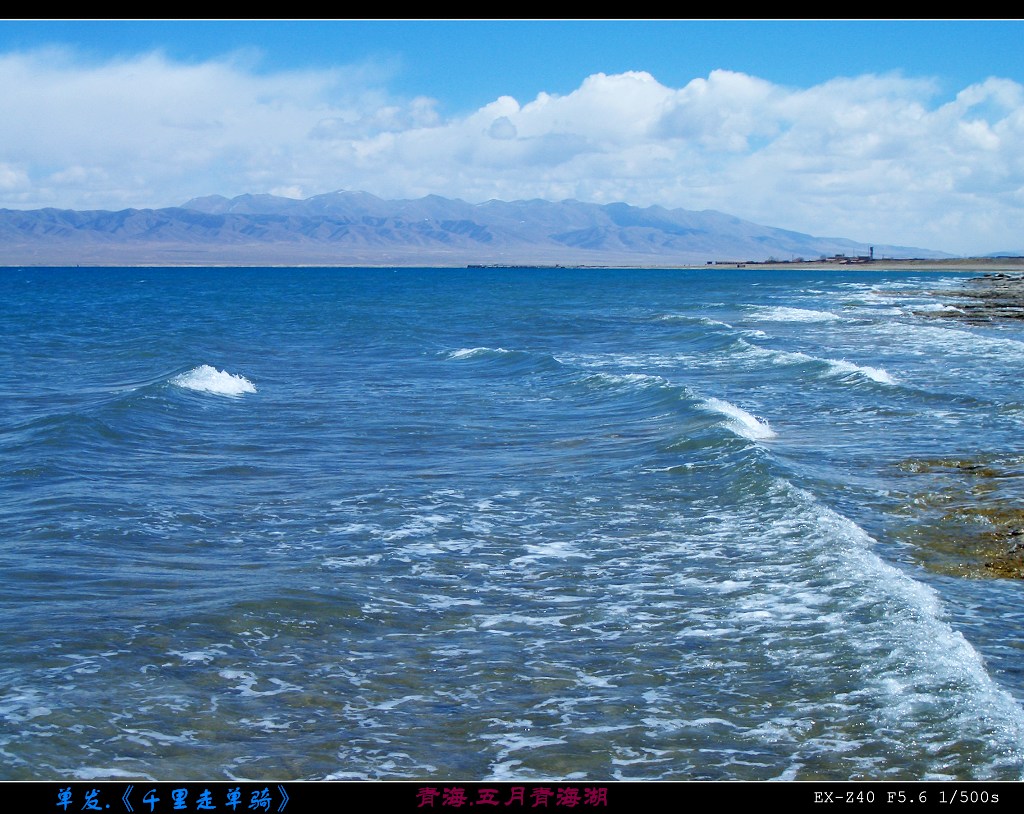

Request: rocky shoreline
left=894, top=457, right=1024, bottom=580
left=897, top=273, right=1024, bottom=579
left=919, top=272, right=1024, bottom=324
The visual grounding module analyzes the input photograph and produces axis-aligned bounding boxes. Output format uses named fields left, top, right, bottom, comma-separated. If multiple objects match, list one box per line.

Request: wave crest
left=827, top=359, right=897, bottom=385
left=702, top=397, right=777, bottom=440
left=752, top=306, right=842, bottom=323
left=172, top=365, right=256, bottom=397
left=447, top=347, right=511, bottom=360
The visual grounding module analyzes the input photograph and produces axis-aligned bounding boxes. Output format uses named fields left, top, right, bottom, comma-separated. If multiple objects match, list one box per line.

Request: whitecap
left=785, top=483, right=1024, bottom=766
left=826, top=359, right=897, bottom=385
left=915, top=303, right=965, bottom=313
left=584, top=371, right=668, bottom=389
left=447, top=347, right=510, bottom=359
left=701, top=397, right=777, bottom=440
left=751, top=306, right=842, bottom=323
left=737, top=341, right=897, bottom=385
left=172, top=365, right=256, bottom=397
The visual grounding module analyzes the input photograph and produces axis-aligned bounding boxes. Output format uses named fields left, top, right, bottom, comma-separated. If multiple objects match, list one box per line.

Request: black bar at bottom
left=11, top=780, right=1024, bottom=813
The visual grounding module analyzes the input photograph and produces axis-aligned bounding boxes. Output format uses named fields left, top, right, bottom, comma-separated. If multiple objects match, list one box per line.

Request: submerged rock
left=916, top=273, right=1024, bottom=323
left=892, top=456, right=1024, bottom=579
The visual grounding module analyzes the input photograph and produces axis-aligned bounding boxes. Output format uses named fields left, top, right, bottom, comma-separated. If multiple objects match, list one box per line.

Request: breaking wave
left=171, top=365, right=256, bottom=397
left=750, top=306, right=843, bottom=323
left=447, top=347, right=512, bottom=359
left=825, top=359, right=897, bottom=385
left=701, top=397, right=777, bottom=440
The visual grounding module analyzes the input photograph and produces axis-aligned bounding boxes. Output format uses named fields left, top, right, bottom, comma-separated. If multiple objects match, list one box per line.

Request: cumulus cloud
left=1, top=49, right=1022, bottom=254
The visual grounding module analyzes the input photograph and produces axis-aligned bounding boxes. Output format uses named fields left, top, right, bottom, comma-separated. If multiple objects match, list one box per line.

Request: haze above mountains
left=0, top=191, right=950, bottom=266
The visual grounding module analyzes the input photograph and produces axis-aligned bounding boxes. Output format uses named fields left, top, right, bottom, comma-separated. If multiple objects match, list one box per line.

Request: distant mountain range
left=0, top=190, right=950, bottom=266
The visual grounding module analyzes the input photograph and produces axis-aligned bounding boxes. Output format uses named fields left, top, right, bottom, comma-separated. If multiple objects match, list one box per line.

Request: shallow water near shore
left=2, top=266, right=1024, bottom=781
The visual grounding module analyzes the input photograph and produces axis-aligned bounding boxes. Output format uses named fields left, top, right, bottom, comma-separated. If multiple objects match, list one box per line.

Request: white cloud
left=0, top=162, right=30, bottom=192
left=1, top=49, right=1022, bottom=254
left=269, top=184, right=305, bottom=199
left=657, top=69, right=786, bottom=151
left=487, top=116, right=517, bottom=141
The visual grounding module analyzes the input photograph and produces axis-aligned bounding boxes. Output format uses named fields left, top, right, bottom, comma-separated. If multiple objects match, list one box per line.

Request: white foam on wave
left=655, top=314, right=734, bottom=329
left=702, top=397, right=777, bottom=440
left=736, top=341, right=812, bottom=367
left=787, top=485, right=1024, bottom=771
left=172, top=365, right=256, bottom=397
left=862, top=293, right=904, bottom=306
left=736, top=340, right=898, bottom=385
left=858, top=306, right=906, bottom=316
left=73, top=767, right=158, bottom=781
left=752, top=306, right=842, bottom=323
left=447, top=347, right=510, bottom=359
left=914, top=303, right=965, bottom=313
left=511, top=538, right=591, bottom=566
left=586, top=371, right=668, bottom=390
left=571, top=352, right=691, bottom=370
left=323, top=554, right=384, bottom=569
left=381, top=513, right=454, bottom=542
left=676, top=478, right=1024, bottom=774
left=876, top=321, right=1024, bottom=361
left=825, top=359, right=897, bottom=385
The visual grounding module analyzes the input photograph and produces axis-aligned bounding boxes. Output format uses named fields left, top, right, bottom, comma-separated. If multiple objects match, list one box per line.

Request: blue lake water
left=2, top=266, right=1023, bottom=781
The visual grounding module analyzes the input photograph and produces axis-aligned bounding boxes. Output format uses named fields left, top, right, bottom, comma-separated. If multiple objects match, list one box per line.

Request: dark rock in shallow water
left=917, top=273, right=1024, bottom=324
left=893, top=456, right=1024, bottom=579
left=896, top=277, right=1024, bottom=578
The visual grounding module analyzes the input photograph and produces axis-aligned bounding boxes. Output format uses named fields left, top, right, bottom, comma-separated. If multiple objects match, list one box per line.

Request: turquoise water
left=1, top=266, right=1023, bottom=781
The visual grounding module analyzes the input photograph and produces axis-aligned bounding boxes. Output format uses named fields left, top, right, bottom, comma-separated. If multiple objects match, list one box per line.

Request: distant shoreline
left=2, top=257, right=1022, bottom=272
left=703, top=257, right=1024, bottom=272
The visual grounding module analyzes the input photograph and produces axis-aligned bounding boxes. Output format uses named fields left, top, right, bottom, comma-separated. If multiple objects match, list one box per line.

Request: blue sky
left=1, top=20, right=1022, bottom=254
left=3, top=21, right=1021, bottom=113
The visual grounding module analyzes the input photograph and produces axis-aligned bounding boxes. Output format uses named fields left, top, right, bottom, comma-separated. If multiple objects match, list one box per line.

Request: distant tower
left=870, top=246, right=874, bottom=260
